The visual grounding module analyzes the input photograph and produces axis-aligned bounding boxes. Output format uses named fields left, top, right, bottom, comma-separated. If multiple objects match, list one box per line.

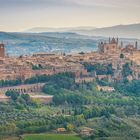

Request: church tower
left=0, top=43, right=5, bottom=57
left=135, top=41, right=138, bottom=50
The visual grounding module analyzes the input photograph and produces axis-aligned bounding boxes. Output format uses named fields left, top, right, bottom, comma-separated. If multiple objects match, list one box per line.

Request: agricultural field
left=22, top=134, right=82, bottom=140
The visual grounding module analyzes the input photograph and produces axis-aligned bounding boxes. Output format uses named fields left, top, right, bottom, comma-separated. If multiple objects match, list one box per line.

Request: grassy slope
left=86, top=116, right=140, bottom=140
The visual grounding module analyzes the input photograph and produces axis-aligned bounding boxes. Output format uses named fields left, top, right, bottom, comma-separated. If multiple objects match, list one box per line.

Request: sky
left=0, top=0, right=140, bottom=32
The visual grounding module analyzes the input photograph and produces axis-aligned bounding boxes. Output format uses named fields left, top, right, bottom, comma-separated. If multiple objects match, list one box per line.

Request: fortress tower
left=0, top=43, right=5, bottom=57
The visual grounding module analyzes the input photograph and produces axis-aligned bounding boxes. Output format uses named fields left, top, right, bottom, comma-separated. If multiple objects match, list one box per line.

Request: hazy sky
left=0, top=0, right=140, bottom=31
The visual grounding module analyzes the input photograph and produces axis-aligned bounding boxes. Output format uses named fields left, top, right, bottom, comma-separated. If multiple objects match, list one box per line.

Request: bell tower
left=135, top=41, right=138, bottom=50
left=0, top=43, right=5, bottom=57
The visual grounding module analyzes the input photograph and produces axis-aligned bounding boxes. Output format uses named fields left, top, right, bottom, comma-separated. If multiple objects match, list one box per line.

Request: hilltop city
left=1, top=38, right=140, bottom=139
left=0, top=38, right=139, bottom=102
left=0, top=37, right=139, bottom=83
left=1, top=0, right=140, bottom=139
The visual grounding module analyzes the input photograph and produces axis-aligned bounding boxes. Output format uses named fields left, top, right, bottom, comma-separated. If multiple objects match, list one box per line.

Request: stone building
left=0, top=43, right=5, bottom=57
left=121, top=41, right=138, bottom=54
left=98, top=38, right=121, bottom=54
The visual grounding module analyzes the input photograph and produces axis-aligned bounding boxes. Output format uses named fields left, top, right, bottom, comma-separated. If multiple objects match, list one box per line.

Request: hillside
left=1, top=73, right=140, bottom=139
left=0, top=32, right=97, bottom=56
left=0, top=31, right=139, bottom=56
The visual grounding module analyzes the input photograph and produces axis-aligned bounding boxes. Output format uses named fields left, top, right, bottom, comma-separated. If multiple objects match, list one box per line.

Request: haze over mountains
left=0, top=32, right=97, bottom=56
left=0, top=23, right=139, bottom=56
left=27, top=27, right=96, bottom=34
left=27, top=23, right=140, bottom=39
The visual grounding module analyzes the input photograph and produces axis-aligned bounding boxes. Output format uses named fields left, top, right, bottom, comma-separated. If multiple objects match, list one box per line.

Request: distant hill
left=26, top=27, right=96, bottom=34
left=0, top=32, right=97, bottom=56
left=75, top=23, right=140, bottom=39
left=0, top=31, right=139, bottom=56
left=27, top=23, right=140, bottom=39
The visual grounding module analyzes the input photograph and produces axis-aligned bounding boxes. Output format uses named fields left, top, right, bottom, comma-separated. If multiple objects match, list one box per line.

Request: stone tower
left=0, top=43, right=5, bottom=57
left=135, top=41, right=138, bottom=50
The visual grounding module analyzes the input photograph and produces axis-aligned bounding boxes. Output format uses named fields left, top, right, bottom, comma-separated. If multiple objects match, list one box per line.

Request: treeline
left=83, top=62, right=133, bottom=79
left=74, top=106, right=115, bottom=119
left=0, top=79, right=22, bottom=88
left=83, top=63, right=114, bottom=75
left=5, top=91, right=36, bottom=109
left=115, top=80, right=140, bottom=96
left=24, top=72, right=75, bottom=85
left=42, top=73, right=93, bottom=105
left=0, top=72, right=75, bottom=88
left=122, top=62, right=132, bottom=77
left=53, top=91, right=88, bottom=106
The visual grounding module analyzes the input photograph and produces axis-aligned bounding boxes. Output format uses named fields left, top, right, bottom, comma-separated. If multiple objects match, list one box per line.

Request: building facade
left=98, top=38, right=120, bottom=54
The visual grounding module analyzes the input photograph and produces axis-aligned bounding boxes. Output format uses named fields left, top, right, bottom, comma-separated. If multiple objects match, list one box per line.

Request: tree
left=83, top=63, right=113, bottom=75
left=120, top=53, right=124, bottom=59
left=122, top=62, right=132, bottom=77
left=66, top=123, right=74, bottom=132
left=5, top=91, right=20, bottom=101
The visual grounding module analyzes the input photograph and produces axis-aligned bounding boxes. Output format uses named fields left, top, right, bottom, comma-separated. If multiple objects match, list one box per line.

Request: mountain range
left=0, top=23, right=140, bottom=56
left=0, top=32, right=97, bottom=56
left=27, top=23, right=140, bottom=39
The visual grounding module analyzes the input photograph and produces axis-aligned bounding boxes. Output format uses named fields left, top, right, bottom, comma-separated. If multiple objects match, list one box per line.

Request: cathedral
left=98, top=38, right=120, bottom=54
left=98, top=37, right=138, bottom=54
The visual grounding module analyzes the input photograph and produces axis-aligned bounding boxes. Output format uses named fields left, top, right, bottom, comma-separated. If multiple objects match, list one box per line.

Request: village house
left=97, top=85, right=115, bottom=92
left=56, top=128, right=67, bottom=133
left=80, top=127, right=94, bottom=136
left=75, top=77, right=95, bottom=83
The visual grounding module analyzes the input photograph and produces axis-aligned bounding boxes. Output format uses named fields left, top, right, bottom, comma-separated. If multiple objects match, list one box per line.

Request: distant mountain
left=0, top=32, right=97, bottom=56
left=76, top=23, right=140, bottom=39
left=38, top=32, right=94, bottom=40
left=0, top=31, right=139, bottom=56
left=27, top=23, right=140, bottom=39
left=26, top=26, right=96, bottom=34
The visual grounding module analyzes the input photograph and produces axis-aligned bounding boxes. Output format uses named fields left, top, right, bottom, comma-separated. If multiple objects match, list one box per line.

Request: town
left=0, top=38, right=139, bottom=83
left=1, top=38, right=140, bottom=139
left=1, top=0, right=140, bottom=139
left=0, top=38, right=139, bottom=102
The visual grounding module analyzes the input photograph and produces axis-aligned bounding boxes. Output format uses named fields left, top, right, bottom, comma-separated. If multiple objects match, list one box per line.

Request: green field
left=22, top=134, right=82, bottom=140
